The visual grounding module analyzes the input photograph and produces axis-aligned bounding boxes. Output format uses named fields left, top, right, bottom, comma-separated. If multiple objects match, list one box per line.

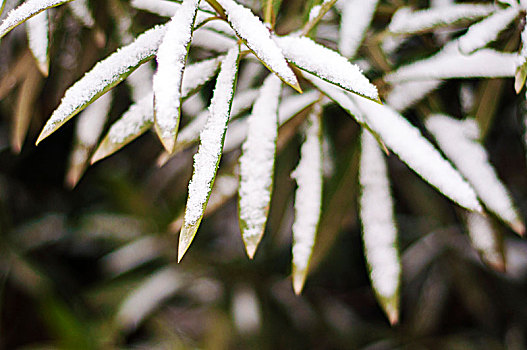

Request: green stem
left=264, top=0, right=273, bottom=25
left=204, top=0, right=226, bottom=19
left=301, top=0, right=339, bottom=37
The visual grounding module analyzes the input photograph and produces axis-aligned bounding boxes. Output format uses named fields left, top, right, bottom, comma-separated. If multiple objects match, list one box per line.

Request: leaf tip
left=178, top=221, right=200, bottom=263
left=245, top=243, right=257, bottom=260
left=292, top=268, right=307, bottom=295
left=511, top=219, right=525, bottom=237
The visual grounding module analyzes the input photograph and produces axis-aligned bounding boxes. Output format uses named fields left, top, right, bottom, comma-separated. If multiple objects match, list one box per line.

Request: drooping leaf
left=102, top=236, right=163, bottom=277
left=465, top=212, right=505, bottom=271
left=0, top=0, right=73, bottom=39
left=26, top=10, right=49, bottom=76
left=291, top=102, right=323, bottom=294
left=385, top=80, right=443, bottom=112
left=238, top=74, right=282, bottom=259
left=515, top=14, right=527, bottom=93
left=68, top=0, right=95, bottom=27
left=179, top=46, right=240, bottom=262
left=36, top=24, right=167, bottom=145
left=457, top=7, right=519, bottom=54
left=338, top=0, right=379, bottom=58
left=153, top=0, right=201, bottom=154
left=126, top=62, right=154, bottom=102
left=388, top=4, right=495, bottom=35
left=359, top=130, right=401, bottom=325
left=131, top=0, right=179, bottom=17
left=215, top=0, right=301, bottom=92
left=275, top=35, right=379, bottom=101
left=426, top=115, right=524, bottom=235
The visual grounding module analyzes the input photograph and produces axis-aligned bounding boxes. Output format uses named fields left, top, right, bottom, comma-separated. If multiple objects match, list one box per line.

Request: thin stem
left=264, top=0, right=273, bottom=25
left=301, top=0, right=339, bottom=37
left=204, top=0, right=226, bottom=19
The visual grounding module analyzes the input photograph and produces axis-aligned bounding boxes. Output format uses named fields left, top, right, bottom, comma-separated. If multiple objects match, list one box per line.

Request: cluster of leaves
left=1, top=0, right=527, bottom=347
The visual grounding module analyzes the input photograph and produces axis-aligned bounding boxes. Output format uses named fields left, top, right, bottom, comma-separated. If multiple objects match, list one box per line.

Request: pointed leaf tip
left=178, top=220, right=201, bottom=262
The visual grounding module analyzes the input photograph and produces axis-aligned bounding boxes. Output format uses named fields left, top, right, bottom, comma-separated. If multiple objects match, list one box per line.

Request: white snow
left=216, top=0, right=299, bottom=88
left=26, top=10, right=49, bottom=76
left=108, top=93, right=153, bottom=144
left=153, top=0, right=200, bottom=150
left=191, top=27, right=237, bottom=52
left=131, top=0, right=179, bottom=17
left=388, top=4, right=495, bottom=34
left=426, top=115, right=524, bottom=234
left=238, top=74, right=281, bottom=257
left=466, top=212, right=503, bottom=269
left=181, top=56, right=223, bottom=98
left=232, top=286, right=261, bottom=334
left=386, top=80, right=443, bottom=112
left=76, top=90, right=112, bottom=146
left=0, top=0, right=72, bottom=38
left=309, top=5, right=321, bottom=21
left=184, top=46, right=240, bottom=226
left=277, top=90, right=319, bottom=123
left=359, top=130, right=400, bottom=299
left=38, top=24, right=167, bottom=144
left=519, top=14, right=527, bottom=66
left=68, top=0, right=94, bottom=27
left=291, top=104, right=323, bottom=294
left=339, top=0, right=379, bottom=58
left=126, top=62, right=154, bottom=102
left=275, top=35, right=378, bottom=100
left=457, top=7, right=519, bottom=54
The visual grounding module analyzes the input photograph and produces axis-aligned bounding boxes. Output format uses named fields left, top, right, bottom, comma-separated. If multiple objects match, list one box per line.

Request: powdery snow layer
left=339, top=0, right=379, bottom=58
left=426, top=115, right=524, bottom=234
left=216, top=0, right=299, bottom=89
left=26, top=10, right=49, bottom=76
left=131, top=0, right=179, bottom=17
left=291, top=104, right=323, bottom=294
left=359, top=130, right=400, bottom=322
left=108, top=93, right=153, bottom=145
left=386, top=80, right=443, bottom=112
left=275, top=35, right=378, bottom=100
left=153, top=0, right=200, bottom=152
left=238, top=74, right=282, bottom=258
left=38, top=24, right=167, bottom=144
left=181, top=56, right=223, bottom=97
left=388, top=4, right=495, bottom=34
left=466, top=212, right=504, bottom=270
left=457, top=7, right=519, bottom=54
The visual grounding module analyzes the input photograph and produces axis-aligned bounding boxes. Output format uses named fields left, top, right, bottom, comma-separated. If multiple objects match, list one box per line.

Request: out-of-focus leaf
left=26, top=11, right=49, bottom=76
left=465, top=212, right=505, bottom=271
left=68, top=0, right=94, bottom=27
left=338, top=0, right=379, bottom=58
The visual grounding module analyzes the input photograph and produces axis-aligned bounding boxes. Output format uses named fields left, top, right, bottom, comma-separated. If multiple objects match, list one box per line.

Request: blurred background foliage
left=1, top=0, right=527, bottom=349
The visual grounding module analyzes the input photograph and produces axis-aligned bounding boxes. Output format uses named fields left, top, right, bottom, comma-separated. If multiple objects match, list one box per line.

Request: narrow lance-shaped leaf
left=515, top=14, right=527, bottom=93
left=36, top=24, right=166, bottom=145
left=66, top=91, right=113, bottom=187
left=26, top=11, right=49, bottom=76
left=153, top=0, right=201, bottom=154
left=291, top=102, right=323, bottom=295
left=339, top=0, right=379, bottom=58
left=388, top=4, right=495, bottom=35
left=0, top=0, right=73, bottom=39
left=359, top=130, right=401, bottom=325
left=215, top=0, right=301, bottom=92
left=385, top=80, right=443, bottom=112
left=238, top=74, right=282, bottom=259
left=68, top=0, right=95, bottom=27
left=131, top=0, right=179, bottom=17
left=275, top=35, right=379, bottom=101
left=179, top=46, right=240, bottom=262
left=457, top=7, right=519, bottom=55
left=308, top=74, right=482, bottom=212
left=465, top=212, right=505, bottom=272
left=426, top=115, right=524, bottom=235
left=0, top=0, right=6, bottom=17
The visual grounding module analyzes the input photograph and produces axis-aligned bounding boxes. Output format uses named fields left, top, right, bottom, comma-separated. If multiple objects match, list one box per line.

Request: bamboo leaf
left=275, top=35, right=379, bottom=101
left=153, top=0, right=201, bottom=154
left=359, top=130, right=401, bottom=325
left=516, top=15, right=527, bottom=93
left=0, top=0, right=73, bottom=39
left=291, top=102, right=323, bottom=294
left=26, top=10, right=49, bottom=76
left=426, top=115, right=524, bottom=235
left=179, top=46, right=240, bottom=262
left=68, top=0, right=95, bottom=27
left=465, top=212, right=505, bottom=271
left=238, top=74, right=282, bottom=259
left=385, top=80, right=443, bottom=112
left=36, top=24, right=167, bottom=145
left=0, top=0, right=6, bottom=16
left=215, top=0, right=301, bottom=92
left=339, top=0, right=379, bottom=58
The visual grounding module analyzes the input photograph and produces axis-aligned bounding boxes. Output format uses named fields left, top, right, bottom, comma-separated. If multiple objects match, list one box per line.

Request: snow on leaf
left=275, top=35, right=378, bottom=101
left=131, top=0, right=179, bottom=17
left=385, top=49, right=520, bottom=83
left=291, top=102, right=323, bottom=295
left=385, top=80, right=443, bottom=112
left=215, top=0, right=300, bottom=92
left=465, top=212, right=505, bottom=271
left=515, top=14, right=527, bottom=93
left=179, top=46, right=240, bottom=262
left=36, top=24, right=167, bottom=145
left=68, top=0, right=95, bottom=27
left=181, top=55, right=223, bottom=98
left=127, top=62, right=154, bottom=102
left=426, top=115, right=524, bottom=235
left=388, top=4, right=495, bottom=35
left=153, top=0, right=201, bottom=154
left=238, top=74, right=282, bottom=259
left=457, top=7, right=519, bottom=55
left=339, top=0, right=379, bottom=58
left=359, top=130, right=401, bottom=325
left=0, top=0, right=72, bottom=39
left=66, top=91, right=113, bottom=187
left=26, top=10, right=49, bottom=76
left=0, top=0, right=6, bottom=17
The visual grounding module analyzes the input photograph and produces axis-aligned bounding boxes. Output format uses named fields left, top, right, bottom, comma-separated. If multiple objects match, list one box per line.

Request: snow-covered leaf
left=275, top=35, right=379, bottom=101
left=131, top=0, right=179, bottom=17
left=457, top=7, right=518, bottom=54
left=515, top=14, right=527, bottom=93
left=26, top=11, right=49, bottom=76
left=465, top=212, right=505, bottom=271
left=0, top=0, right=72, bottom=39
left=238, top=74, right=281, bottom=259
left=179, top=46, right=240, bottom=262
left=426, top=115, right=524, bottom=235
left=0, top=0, right=6, bottom=17
left=291, top=102, right=323, bottom=294
left=36, top=24, right=167, bottom=145
left=216, top=0, right=301, bottom=92
left=386, top=80, right=443, bottom=112
left=153, top=0, right=201, bottom=154
left=359, top=130, right=401, bottom=325
left=388, top=4, right=495, bottom=35
left=339, top=0, right=379, bottom=58
left=68, top=0, right=94, bottom=27
left=385, top=49, right=520, bottom=83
